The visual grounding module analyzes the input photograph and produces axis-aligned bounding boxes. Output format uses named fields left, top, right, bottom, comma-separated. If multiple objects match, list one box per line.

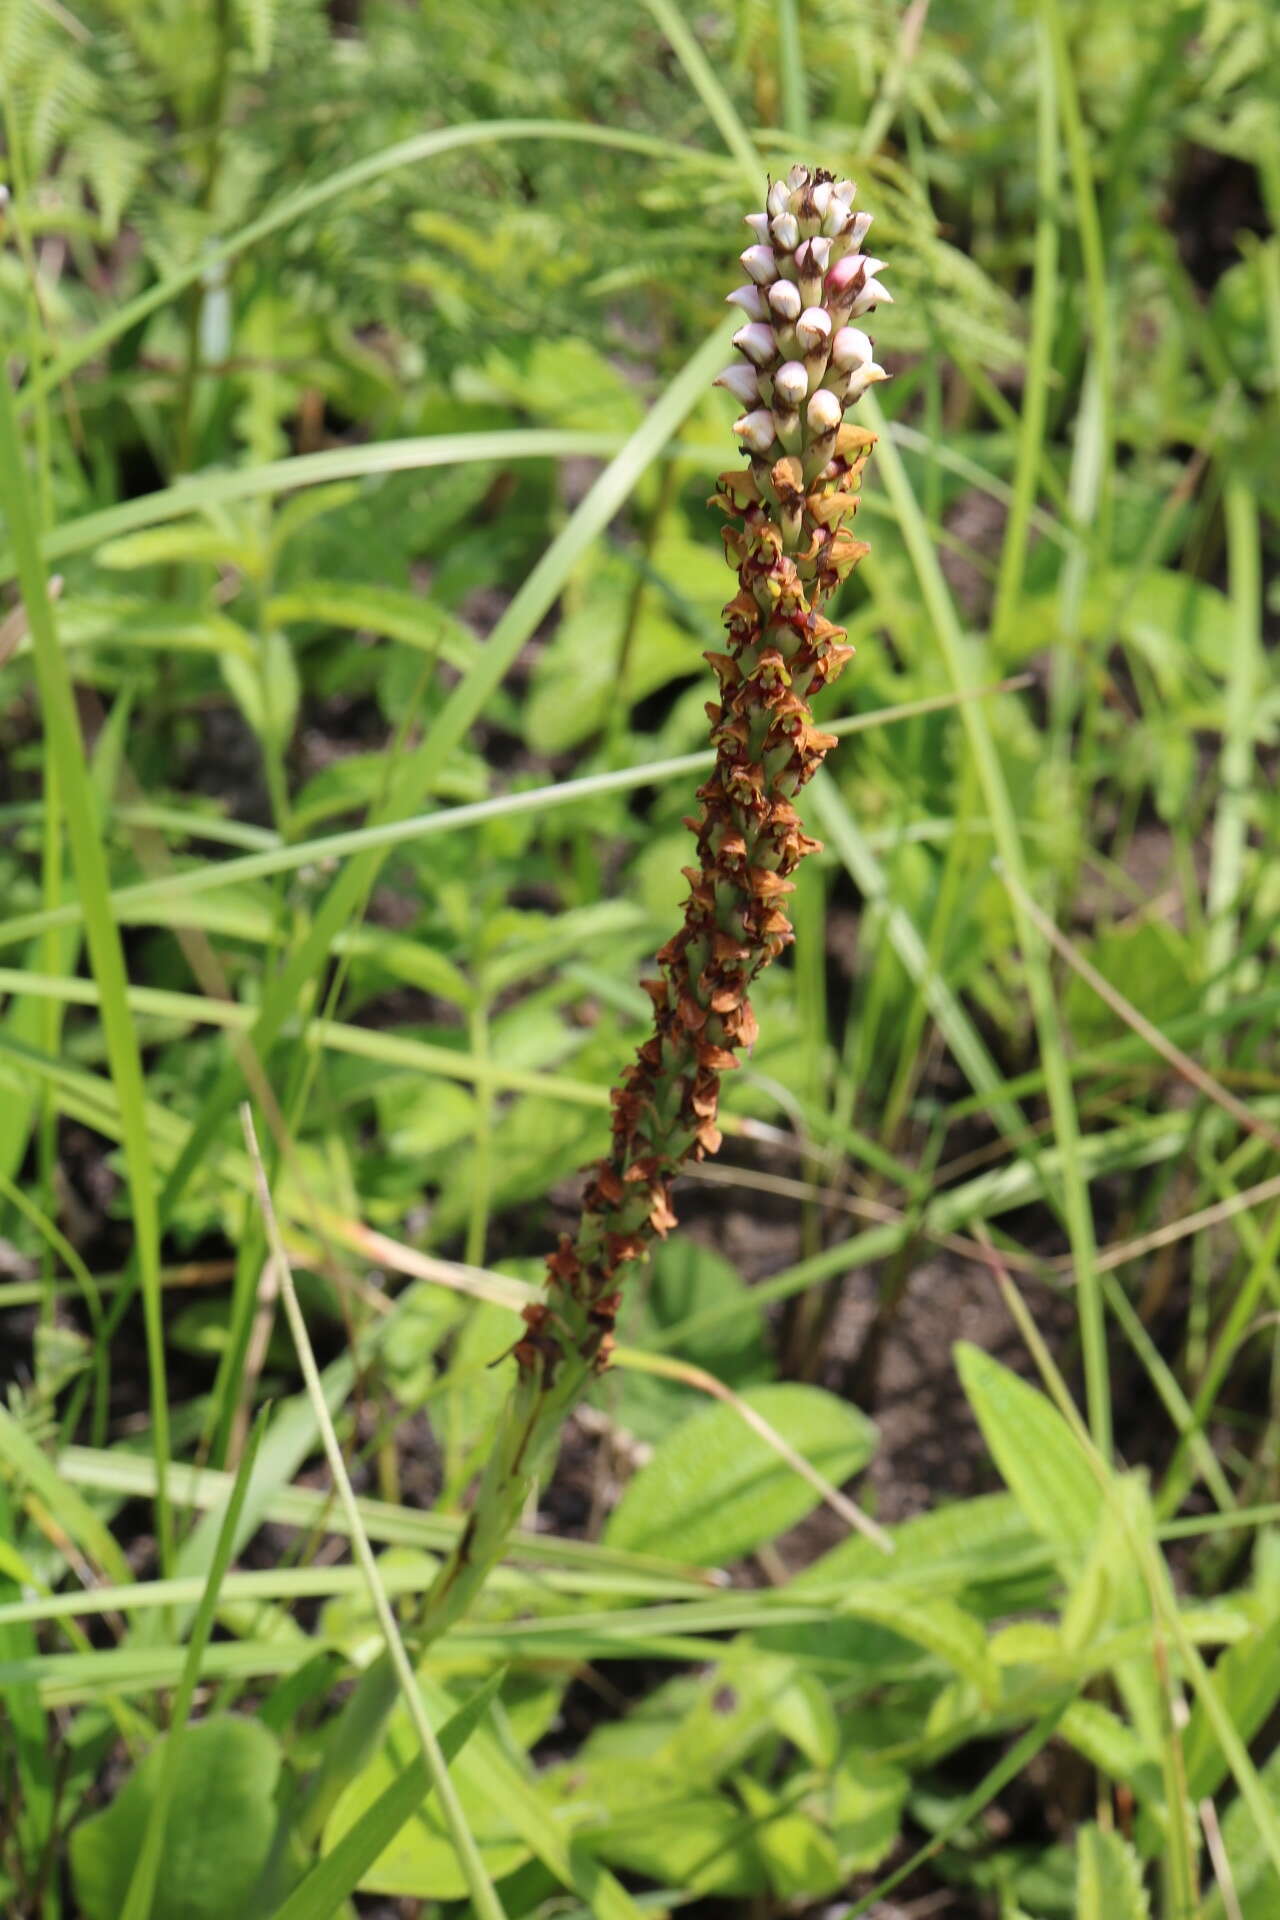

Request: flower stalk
left=296, top=162, right=888, bottom=1847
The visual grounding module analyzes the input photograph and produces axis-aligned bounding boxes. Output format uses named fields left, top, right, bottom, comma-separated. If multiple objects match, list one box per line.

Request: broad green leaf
left=579, top=1786, right=767, bottom=1897
left=323, top=1701, right=528, bottom=1899
left=1075, top=1823, right=1150, bottom=1920
left=613, top=1238, right=767, bottom=1443
left=271, top=1670, right=503, bottom=1920
left=736, top=1773, right=842, bottom=1900
left=605, top=1383, right=876, bottom=1567
left=829, top=1755, right=910, bottom=1874
left=841, top=1586, right=999, bottom=1702
left=70, top=1717, right=281, bottom=1920
left=954, top=1344, right=1101, bottom=1562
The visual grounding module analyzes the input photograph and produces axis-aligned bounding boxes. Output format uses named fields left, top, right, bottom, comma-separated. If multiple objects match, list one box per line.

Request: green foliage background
left=0, top=0, right=1277, bottom=1915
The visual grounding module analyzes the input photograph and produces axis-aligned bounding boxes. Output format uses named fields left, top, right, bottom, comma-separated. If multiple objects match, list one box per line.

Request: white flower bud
left=798, top=235, right=831, bottom=275
left=772, top=360, right=809, bottom=408
left=767, top=178, right=790, bottom=218
left=822, top=201, right=852, bottom=239
left=767, top=278, right=802, bottom=322
left=726, top=283, right=768, bottom=322
left=732, top=321, right=778, bottom=367
left=733, top=408, right=778, bottom=454
left=740, top=244, right=778, bottom=285
left=846, top=362, right=890, bottom=399
left=830, top=326, right=873, bottom=371
left=744, top=211, right=770, bottom=242
left=850, top=277, right=892, bottom=316
left=769, top=211, right=799, bottom=252
left=806, top=388, right=843, bottom=435
left=809, top=180, right=832, bottom=220
left=787, top=163, right=808, bottom=190
left=834, top=179, right=857, bottom=206
left=848, top=211, right=873, bottom=249
left=714, top=363, right=761, bottom=406
left=795, top=306, right=832, bottom=353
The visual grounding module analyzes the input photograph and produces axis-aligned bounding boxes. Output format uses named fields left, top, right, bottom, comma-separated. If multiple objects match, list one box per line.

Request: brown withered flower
left=539, top=162, right=887, bottom=1372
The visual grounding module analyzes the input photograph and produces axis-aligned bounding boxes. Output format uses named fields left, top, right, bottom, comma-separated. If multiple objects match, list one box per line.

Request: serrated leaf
left=954, top=1344, right=1101, bottom=1562
left=605, top=1383, right=876, bottom=1567
left=1075, top=1823, right=1150, bottom=1920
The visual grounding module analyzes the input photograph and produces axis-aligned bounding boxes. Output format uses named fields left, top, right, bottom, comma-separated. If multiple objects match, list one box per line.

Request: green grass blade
left=642, top=0, right=764, bottom=190
left=862, top=386, right=1109, bottom=1458
left=775, top=0, right=809, bottom=142
left=17, top=432, right=632, bottom=581
left=266, top=1669, right=505, bottom=1920
left=989, top=17, right=1059, bottom=650
left=241, top=1108, right=506, bottom=1920
left=1205, top=479, right=1260, bottom=1023
left=0, top=374, right=173, bottom=1570
left=0, top=685, right=1007, bottom=953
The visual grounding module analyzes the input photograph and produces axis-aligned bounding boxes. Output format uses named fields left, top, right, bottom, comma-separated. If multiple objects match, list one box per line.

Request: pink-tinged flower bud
left=740, top=244, right=778, bottom=285
left=795, top=306, right=832, bottom=353
left=744, top=211, right=771, bottom=242
left=806, top=388, right=843, bottom=434
left=797, top=235, right=831, bottom=276
left=732, top=321, right=778, bottom=366
left=824, top=252, right=865, bottom=300
left=767, top=278, right=802, bottom=322
left=772, top=360, right=809, bottom=408
left=726, top=283, right=768, bottom=322
left=831, top=326, right=873, bottom=371
left=767, top=178, right=790, bottom=218
left=769, top=211, right=799, bottom=252
left=714, top=363, right=761, bottom=406
left=851, top=278, right=892, bottom=316
left=733, top=408, right=778, bottom=454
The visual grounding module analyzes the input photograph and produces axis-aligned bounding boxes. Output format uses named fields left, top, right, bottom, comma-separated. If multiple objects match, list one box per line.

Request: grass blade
left=267, top=1669, right=505, bottom=1920
left=240, top=1107, right=507, bottom=1920
left=0, top=374, right=173, bottom=1570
